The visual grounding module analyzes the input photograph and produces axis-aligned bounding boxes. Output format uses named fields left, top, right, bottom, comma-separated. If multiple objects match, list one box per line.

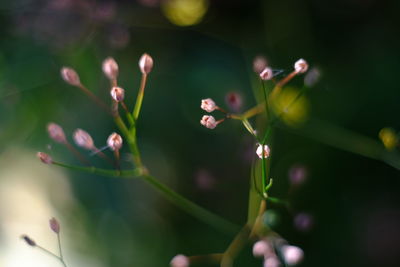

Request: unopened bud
left=170, top=254, right=189, bottom=267
left=47, top=123, right=67, bottom=144
left=49, top=217, right=60, bottom=234
left=61, top=67, right=81, bottom=86
left=107, top=132, right=123, bottom=151
left=225, top=92, right=243, bottom=112
left=294, top=59, right=308, bottom=74
left=73, top=129, right=94, bottom=150
left=281, top=245, right=304, bottom=265
left=253, top=240, right=273, bottom=257
left=256, top=144, right=270, bottom=159
left=200, top=115, right=218, bottom=129
left=37, top=152, right=53, bottom=164
left=110, top=86, right=125, bottom=102
left=201, top=98, right=217, bottom=112
left=260, top=67, right=273, bottom=80
left=102, top=57, right=119, bottom=80
left=139, top=53, right=153, bottom=74
left=21, top=235, right=36, bottom=247
left=253, top=56, right=268, bottom=74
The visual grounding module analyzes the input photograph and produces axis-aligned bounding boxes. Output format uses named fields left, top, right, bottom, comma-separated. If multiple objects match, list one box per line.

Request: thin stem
left=78, top=84, right=112, bottom=115
left=142, top=174, right=239, bottom=235
left=133, top=73, right=148, bottom=120
left=37, top=245, right=67, bottom=266
left=56, top=234, right=67, bottom=267
left=249, top=199, right=266, bottom=239
left=52, top=161, right=139, bottom=178
left=64, top=142, right=90, bottom=165
left=220, top=225, right=251, bottom=267
left=189, top=253, right=223, bottom=265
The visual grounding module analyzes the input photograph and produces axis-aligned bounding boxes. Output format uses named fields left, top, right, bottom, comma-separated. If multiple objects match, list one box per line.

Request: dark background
left=1, top=0, right=400, bottom=266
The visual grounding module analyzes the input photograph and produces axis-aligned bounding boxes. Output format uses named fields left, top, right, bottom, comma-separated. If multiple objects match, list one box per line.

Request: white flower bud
left=294, top=59, right=308, bottom=74
left=110, top=86, right=125, bottom=102
left=61, top=67, right=81, bottom=86
left=281, top=245, right=304, bottom=265
left=201, top=98, right=217, bottom=112
left=37, top=152, right=53, bottom=164
left=260, top=67, right=273, bottom=80
left=253, top=240, right=272, bottom=257
left=139, top=53, right=153, bottom=74
left=102, top=57, right=119, bottom=80
left=256, top=144, right=270, bottom=159
left=200, top=115, right=218, bottom=129
left=107, top=132, right=123, bottom=151
left=264, top=256, right=280, bottom=267
left=73, top=129, right=94, bottom=150
left=170, top=254, right=189, bottom=267
left=47, top=123, right=67, bottom=144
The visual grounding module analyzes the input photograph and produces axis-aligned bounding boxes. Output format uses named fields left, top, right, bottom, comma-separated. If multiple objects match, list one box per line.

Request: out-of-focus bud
left=294, top=212, right=314, bottom=233
left=256, top=144, right=270, bottom=159
left=379, top=127, right=398, bottom=150
left=304, top=67, right=320, bottom=87
left=102, top=57, right=119, bottom=80
left=281, top=245, right=304, bottom=265
left=225, top=92, right=242, bottom=112
left=294, top=59, right=308, bottom=74
left=21, top=235, right=36, bottom=247
left=200, top=115, right=218, bottom=129
left=47, top=123, right=67, bottom=144
left=73, top=129, right=94, bottom=150
left=37, top=152, right=53, bottom=164
left=264, top=256, right=280, bottom=267
left=260, top=67, right=273, bottom=80
left=110, top=86, right=125, bottom=102
left=49, top=217, right=60, bottom=234
left=253, top=56, right=268, bottom=74
left=107, top=132, right=123, bottom=151
left=289, top=164, right=307, bottom=185
left=61, top=67, right=81, bottom=86
left=201, top=98, right=217, bottom=112
left=170, top=254, right=189, bottom=267
left=253, top=240, right=272, bottom=257
left=139, top=53, right=153, bottom=74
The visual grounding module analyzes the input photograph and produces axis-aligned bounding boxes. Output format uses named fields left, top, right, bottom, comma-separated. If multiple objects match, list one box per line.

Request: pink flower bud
left=201, top=98, right=217, bottom=112
left=139, top=53, right=153, bottom=74
left=47, top=123, right=67, bottom=144
left=37, top=152, right=53, bottom=164
left=73, top=129, right=94, bottom=150
left=225, top=92, right=243, bottom=112
left=200, top=115, right=218, bottom=129
left=61, top=67, right=81, bottom=86
left=102, top=57, right=119, bottom=80
left=107, top=132, right=123, bottom=151
left=264, top=257, right=280, bottom=267
left=49, top=217, right=60, bottom=234
left=260, top=67, right=273, bottom=80
left=281, top=245, right=304, bottom=265
left=21, top=235, right=36, bottom=247
left=170, top=254, right=189, bottom=267
left=294, top=59, right=308, bottom=74
left=110, top=86, right=125, bottom=102
left=253, top=240, right=272, bottom=257
left=256, top=144, right=270, bottom=159
left=253, top=56, right=268, bottom=74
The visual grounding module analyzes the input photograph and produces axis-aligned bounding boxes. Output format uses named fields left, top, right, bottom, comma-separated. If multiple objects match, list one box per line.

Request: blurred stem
left=220, top=225, right=251, bottom=267
left=142, top=174, right=239, bottom=235
left=133, top=73, right=148, bottom=120
left=78, top=84, right=111, bottom=115
left=36, top=245, right=67, bottom=267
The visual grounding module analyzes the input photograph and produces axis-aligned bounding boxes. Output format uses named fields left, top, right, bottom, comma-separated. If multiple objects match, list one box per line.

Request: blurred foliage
left=2, top=0, right=400, bottom=266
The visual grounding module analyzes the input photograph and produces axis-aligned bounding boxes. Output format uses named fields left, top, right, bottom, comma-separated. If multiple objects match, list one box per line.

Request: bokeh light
left=162, top=0, right=209, bottom=26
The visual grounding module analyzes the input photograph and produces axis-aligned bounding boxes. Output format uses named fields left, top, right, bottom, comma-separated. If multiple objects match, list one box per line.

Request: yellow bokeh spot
left=379, top=127, right=398, bottom=150
left=162, top=0, right=209, bottom=26
left=270, top=87, right=310, bottom=126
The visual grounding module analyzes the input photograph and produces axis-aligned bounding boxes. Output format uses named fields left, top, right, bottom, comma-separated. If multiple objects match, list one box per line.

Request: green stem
left=142, top=175, right=239, bottom=235
left=52, top=162, right=139, bottom=178
left=133, top=73, right=147, bottom=120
